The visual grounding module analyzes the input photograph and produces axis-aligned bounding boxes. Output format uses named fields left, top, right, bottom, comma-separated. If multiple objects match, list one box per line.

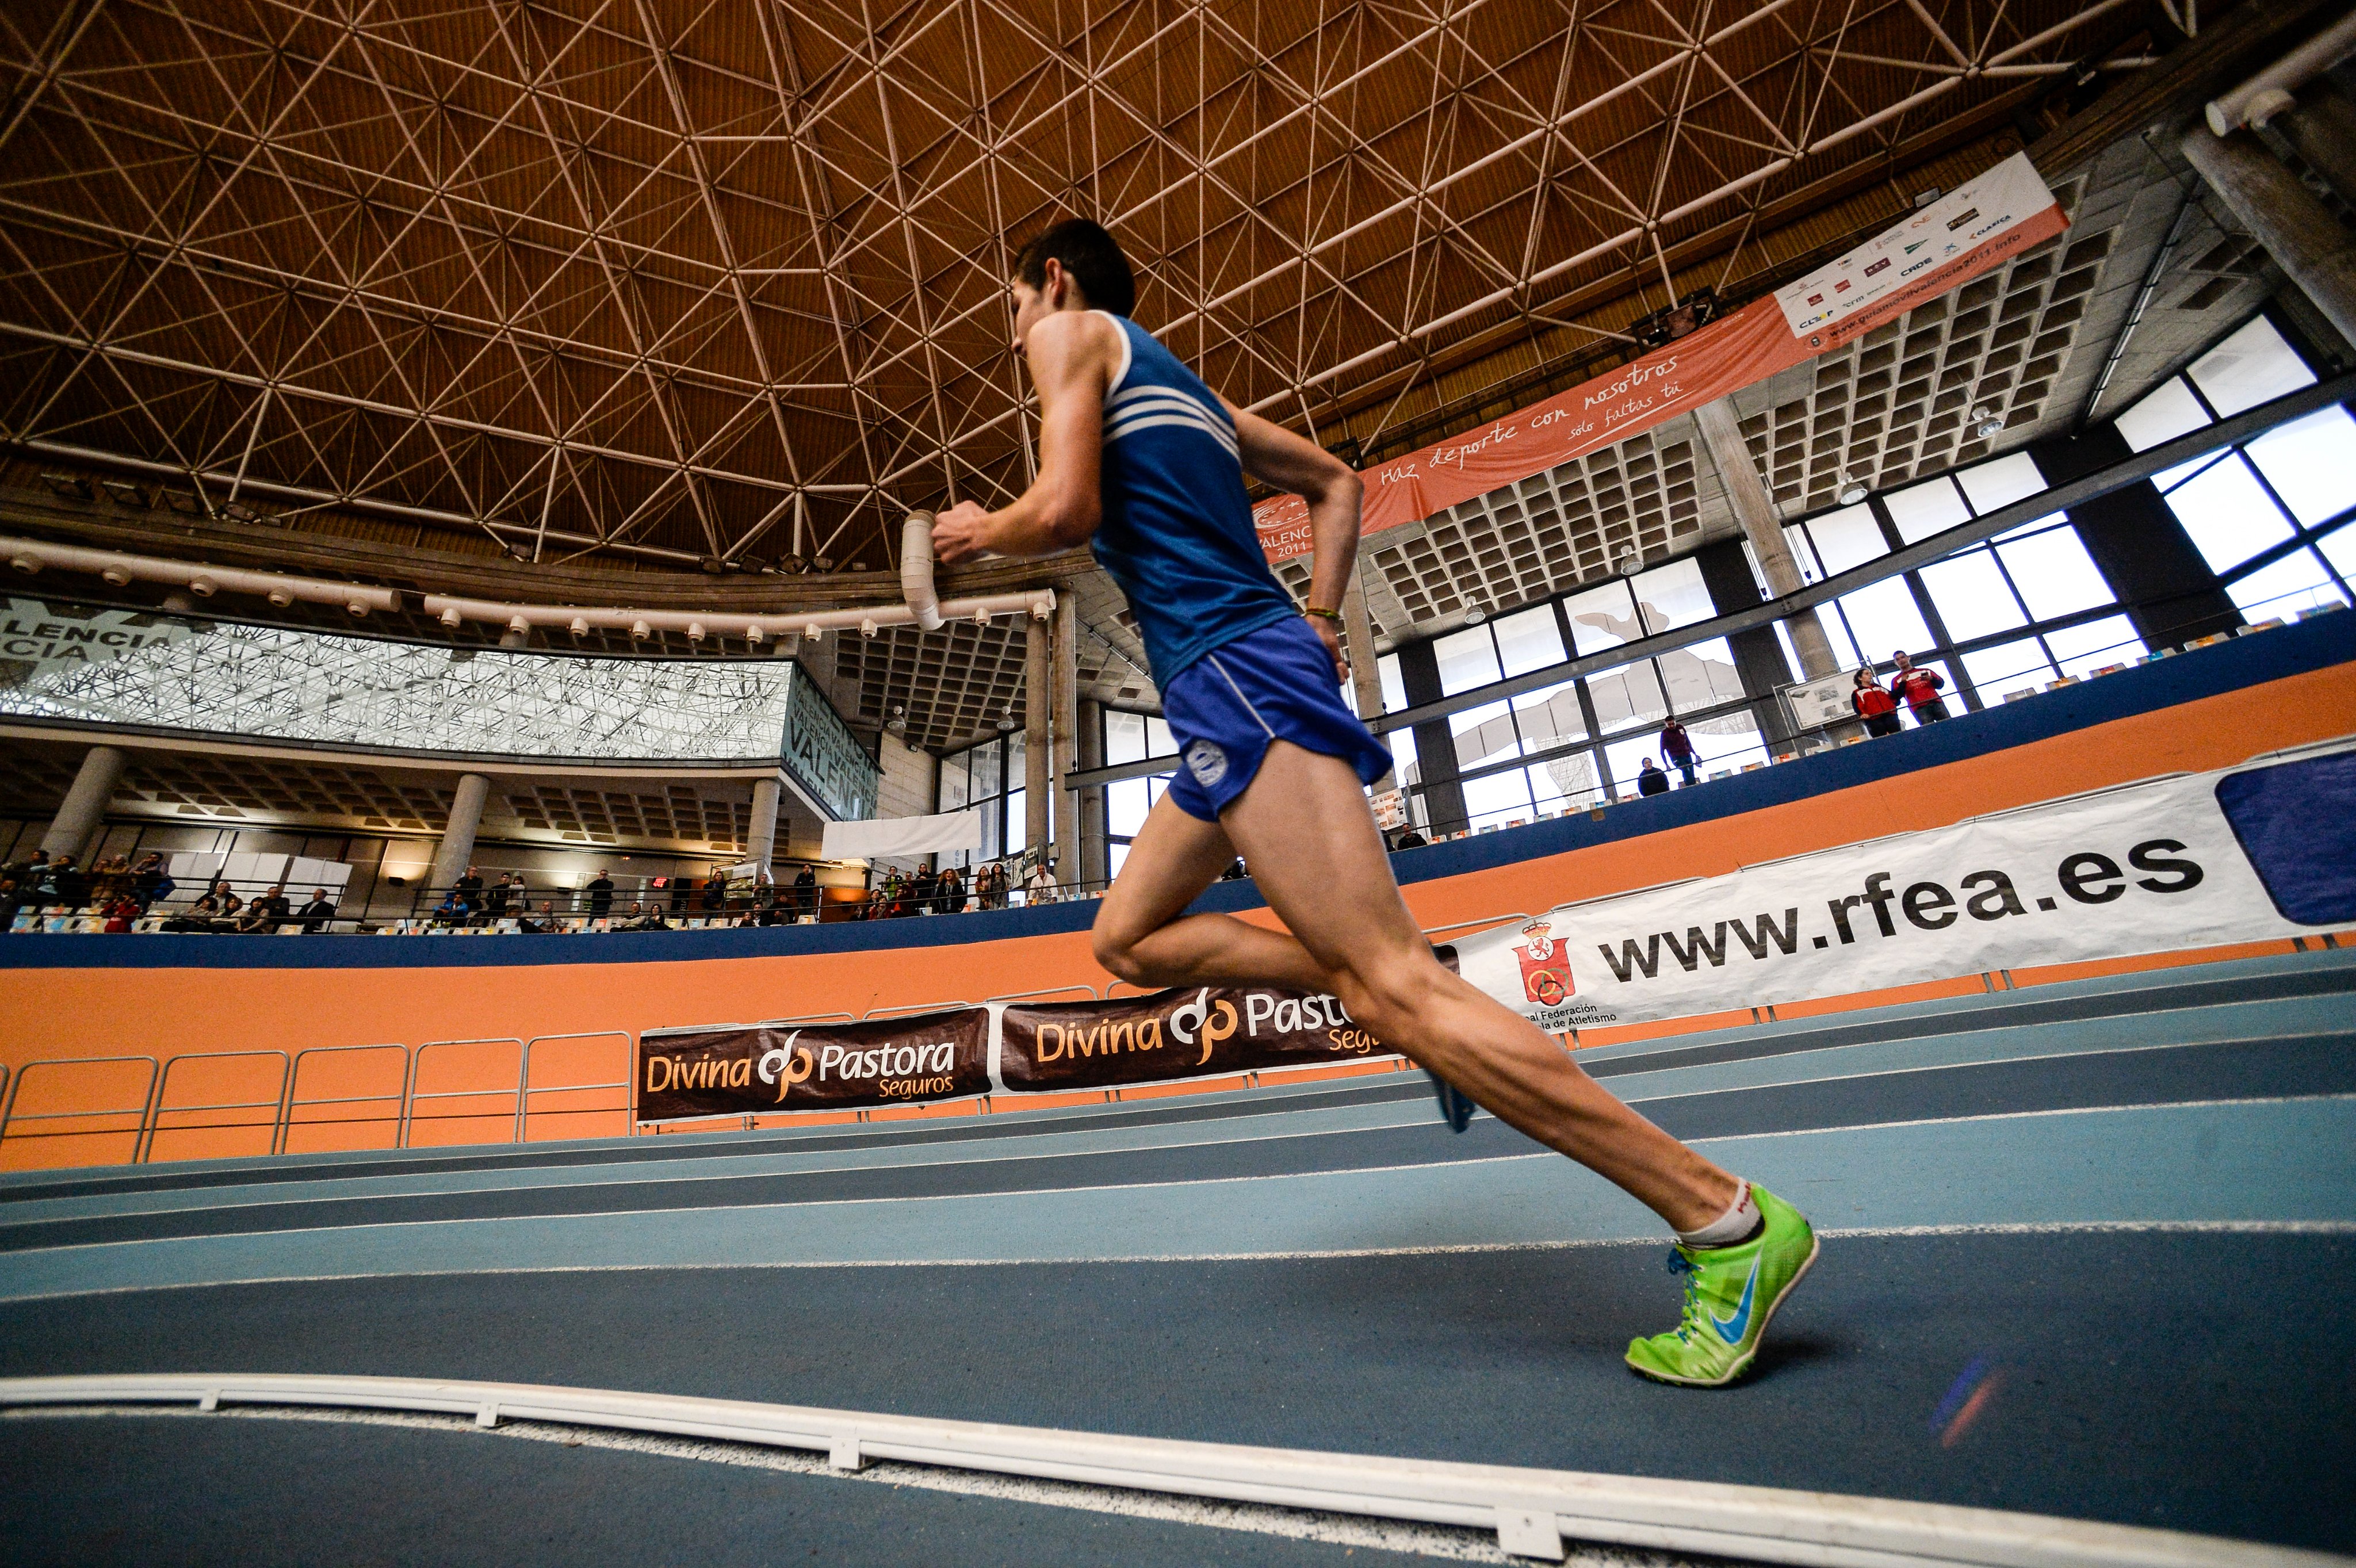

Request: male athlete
left=933, top=219, right=1815, bottom=1386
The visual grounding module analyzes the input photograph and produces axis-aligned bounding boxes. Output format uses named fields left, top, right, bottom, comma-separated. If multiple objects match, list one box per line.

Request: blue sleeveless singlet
left=1089, top=313, right=1296, bottom=684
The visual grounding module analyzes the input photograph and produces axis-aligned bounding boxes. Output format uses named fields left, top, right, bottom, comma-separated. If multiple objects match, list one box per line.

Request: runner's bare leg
left=1094, top=740, right=1738, bottom=1233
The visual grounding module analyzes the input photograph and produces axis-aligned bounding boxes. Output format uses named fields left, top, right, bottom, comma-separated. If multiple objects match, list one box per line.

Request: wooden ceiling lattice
left=0, top=0, right=2152, bottom=584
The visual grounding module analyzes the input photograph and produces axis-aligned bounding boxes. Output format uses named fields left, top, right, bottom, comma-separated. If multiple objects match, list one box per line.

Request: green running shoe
left=1624, top=1185, right=1818, bottom=1387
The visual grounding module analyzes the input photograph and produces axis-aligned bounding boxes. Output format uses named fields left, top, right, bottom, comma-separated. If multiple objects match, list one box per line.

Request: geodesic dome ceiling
left=0, top=0, right=2181, bottom=584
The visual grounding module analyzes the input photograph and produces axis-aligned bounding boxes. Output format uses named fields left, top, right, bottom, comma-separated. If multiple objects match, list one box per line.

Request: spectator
left=1659, top=719, right=1699, bottom=787
left=970, top=862, right=1000, bottom=910
left=100, top=891, right=143, bottom=932
left=1636, top=758, right=1670, bottom=797
left=132, top=852, right=172, bottom=905
left=910, top=863, right=939, bottom=914
left=792, top=864, right=817, bottom=916
left=184, top=881, right=234, bottom=922
left=431, top=889, right=466, bottom=926
left=936, top=862, right=966, bottom=915
left=700, top=870, right=726, bottom=912
left=1891, top=651, right=1951, bottom=724
left=239, top=884, right=293, bottom=933
left=0, top=874, right=24, bottom=931
left=49, top=855, right=86, bottom=909
left=453, top=865, right=484, bottom=913
left=1391, top=827, right=1428, bottom=851
left=624, top=901, right=670, bottom=931
left=13, top=849, right=48, bottom=885
left=667, top=877, right=691, bottom=916
left=1852, top=667, right=1902, bottom=737
left=485, top=873, right=514, bottom=917
left=586, top=870, right=614, bottom=917
left=297, top=888, right=336, bottom=932
left=1024, top=858, right=1061, bottom=905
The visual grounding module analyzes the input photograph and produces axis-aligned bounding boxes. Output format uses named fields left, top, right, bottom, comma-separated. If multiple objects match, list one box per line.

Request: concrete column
left=2182, top=123, right=2356, bottom=350
left=1024, top=610, right=1050, bottom=859
left=41, top=744, right=124, bottom=859
left=745, top=773, right=782, bottom=874
left=428, top=771, right=491, bottom=893
left=1051, top=590, right=1080, bottom=885
left=1340, top=565, right=1394, bottom=790
left=2269, top=89, right=2356, bottom=209
left=1692, top=397, right=1841, bottom=680
left=1077, top=697, right=1108, bottom=889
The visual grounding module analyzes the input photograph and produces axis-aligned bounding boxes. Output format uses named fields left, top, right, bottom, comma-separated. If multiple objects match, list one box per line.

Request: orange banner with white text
left=1254, top=153, right=2068, bottom=563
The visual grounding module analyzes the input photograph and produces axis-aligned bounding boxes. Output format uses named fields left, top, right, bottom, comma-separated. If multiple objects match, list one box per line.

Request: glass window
left=1510, top=679, right=1588, bottom=752
left=1955, top=452, right=2045, bottom=517
left=2319, top=521, right=2356, bottom=583
left=1835, top=577, right=1933, bottom=663
left=1460, top=767, right=1534, bottom=828
left=2187, top=315, right=2314, bottom=417
left=1884, top=477, right=1971, bottom=545
left=1801, top=503, right=1890, bottom=575
left=979, top=798, right=1001, bottom=861
left=1585, top=658, right=1668, bottom=733
left=1107, top=778, right=1152, bottom=838
left=1005, top=731, right=1026, bottom=788
left=1104, top=710, right=1146, bottom=764
left=1146, top=716, right=1175, bottom=756
left=1562, top=580, right=1640, bottom=653
left=2243, top=406, right=2356, bottom=527
left=1995, top=525, right=2114, bottom=620
left=2164, top=453, right=2297, bottom=573
left=1385, top=724, right=1418, bottom=780
left=2116, top=376, right=2210, bottom=453
left=2043, top=615, right=2144, bottom=676
left=1108, top=843, right=1129, bottom=878
left=1532, top=748, right=1602, bottom=808
left=1690, top=709, right=1767, bottom=770
left=1659, top=636, right=1746, bottom=712
left=1491, top=603, right=1565, bottom=675
left=971, top=739, right=1001, bottom=798
left=939, top=752, right=970, bottom=812
left=1006, top=787, right=1028, bottom=851
left=1962, top=640, right=2056, bottom=701
left=1433, top=624, right=1502, bottom=694
left=1918, top=550, right=2028, bottom=641
left=1796, top=605, right=1861, bottom=671
left=1378, top=653, right=1408, bottom=712
left=2227, top=549, right=2346, bottom=619
left=1628, top=556, right=1716, bottom=636
left=1449, top=699, right=1521, bottom=771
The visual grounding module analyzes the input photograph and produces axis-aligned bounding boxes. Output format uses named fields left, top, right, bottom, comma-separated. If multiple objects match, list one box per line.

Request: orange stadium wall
left=2, top=618, right=2352, bottom=1168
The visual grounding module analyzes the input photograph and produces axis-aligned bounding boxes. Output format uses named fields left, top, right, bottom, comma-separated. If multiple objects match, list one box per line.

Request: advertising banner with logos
left=1252, top=153, right=2070, bottom=564
left=1448, top=745, right=2354, bottom=1031
left=637, top=984, right=1406, bottom=1122
left=637, top=744, right=2352, bottom=1120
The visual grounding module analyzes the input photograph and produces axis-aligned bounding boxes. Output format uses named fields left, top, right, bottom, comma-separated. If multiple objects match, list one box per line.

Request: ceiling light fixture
left=1837, top=473, right=1868, bottom=505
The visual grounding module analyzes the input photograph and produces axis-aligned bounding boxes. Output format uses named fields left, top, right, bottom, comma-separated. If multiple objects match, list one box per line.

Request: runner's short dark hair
left=1012, top=218, right=1135, bottom=317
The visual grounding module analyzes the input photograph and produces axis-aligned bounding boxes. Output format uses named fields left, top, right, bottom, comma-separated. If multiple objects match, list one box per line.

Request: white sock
left=1677, top=1180, right=1760, bottom=1249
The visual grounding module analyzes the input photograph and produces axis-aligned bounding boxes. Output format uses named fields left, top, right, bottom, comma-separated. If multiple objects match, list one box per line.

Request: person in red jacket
left=1890, top=651, right=1951, bottom=724
left=1851, top=667, right=1902, bottom=737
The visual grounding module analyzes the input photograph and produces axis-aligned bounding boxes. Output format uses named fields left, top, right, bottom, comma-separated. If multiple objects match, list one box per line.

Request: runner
left=932, top=219, right=1816, bottom=1386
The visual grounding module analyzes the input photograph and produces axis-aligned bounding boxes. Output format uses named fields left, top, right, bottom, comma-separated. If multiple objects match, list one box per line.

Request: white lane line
left=6, top=1217, right=2354, bottom=1307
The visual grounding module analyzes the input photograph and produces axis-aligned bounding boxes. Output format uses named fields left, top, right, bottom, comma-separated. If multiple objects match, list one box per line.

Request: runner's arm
left=1228, top=404, right=1361, bottom=678
left=934, top=313, right=1111, bottom=561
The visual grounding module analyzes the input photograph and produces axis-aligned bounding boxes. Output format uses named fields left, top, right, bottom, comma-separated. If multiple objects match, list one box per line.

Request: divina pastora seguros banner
left=636, top=743, right=2355, bottom=1121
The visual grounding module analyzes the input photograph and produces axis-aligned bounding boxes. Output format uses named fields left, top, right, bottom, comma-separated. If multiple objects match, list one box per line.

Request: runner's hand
left=934, top=502, right=991, bottom=563
left=1307, top=613, right=1347, bottom=683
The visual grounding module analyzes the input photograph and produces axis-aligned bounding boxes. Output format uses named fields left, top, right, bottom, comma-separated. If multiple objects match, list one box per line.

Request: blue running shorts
left=1161, top=615, right=1395, bottom=822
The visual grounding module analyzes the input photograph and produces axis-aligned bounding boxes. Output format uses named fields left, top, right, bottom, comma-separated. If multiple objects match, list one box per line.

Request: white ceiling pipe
left=901, top=510, right=944, bottom=631
left=2207, top=12, right=2356, bottom=134
left=416, top=588, right=1054, bottom=643
left=0, top=534, right=396, bottom=617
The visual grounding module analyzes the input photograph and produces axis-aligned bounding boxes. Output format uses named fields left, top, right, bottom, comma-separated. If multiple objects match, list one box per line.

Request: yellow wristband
left=1303, top=606, right=1343, bottom=622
